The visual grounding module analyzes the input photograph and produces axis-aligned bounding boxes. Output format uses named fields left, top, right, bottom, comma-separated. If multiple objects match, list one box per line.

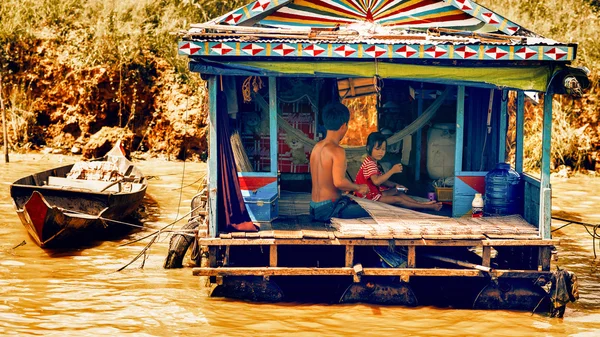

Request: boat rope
left=115, top=204, right=205, bottom=272
left=119, top=203, right=204, bottom=246
left=551, top=216, right=600, bottom=258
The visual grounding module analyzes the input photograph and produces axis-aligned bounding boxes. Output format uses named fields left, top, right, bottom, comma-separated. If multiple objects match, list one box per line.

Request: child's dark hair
left=366, top=132, right=387, bottom=155
left=322, top=102, right=350, bottom=131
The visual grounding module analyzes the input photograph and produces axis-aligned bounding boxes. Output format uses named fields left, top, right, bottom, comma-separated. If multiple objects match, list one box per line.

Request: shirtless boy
left=309, top=102, right=370, bottom=222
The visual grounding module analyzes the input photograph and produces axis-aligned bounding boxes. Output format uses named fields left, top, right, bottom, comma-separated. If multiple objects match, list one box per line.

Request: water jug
left=426, top=123, right=456, bottom=179
left=484, top=163, right=521, bottom=216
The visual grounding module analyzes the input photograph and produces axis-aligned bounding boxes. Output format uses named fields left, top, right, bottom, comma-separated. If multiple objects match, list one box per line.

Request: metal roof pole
left=208, top=76, right=218, bottom=237
left=452, top=85, right=465, bottom=217
left=539, top=89, right=553, bottom=239
left=515, top=91, right=525, bottom=174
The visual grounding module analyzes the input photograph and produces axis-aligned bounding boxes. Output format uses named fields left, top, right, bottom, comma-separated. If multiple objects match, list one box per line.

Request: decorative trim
left=179, top=41, right=575, bottom=61
left=215, top=0, right=293, bottom=25
left=444, top=0, right=521, bottom=35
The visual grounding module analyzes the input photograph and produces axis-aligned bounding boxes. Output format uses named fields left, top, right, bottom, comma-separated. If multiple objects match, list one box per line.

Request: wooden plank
left=421, top=234, right=486, bottom=240
left=231, top=232, right=247, bottom=238
left=333, top=231, right=366, bottom=239
left=199, top=237, right=559, bottom=247
left=482, top=239, right=558, bottom=246
left=539, top=246, right=552, bottom=271
left=258, top=222, right=274, bottom=238
left=345, top=245, right=354, bottom=267
left=484, top=234, right=540, bottom=240
left=245, top=232, right=260, bottom=238
left=482, top=246, right=491, bottom=267
left=407, top=246, right=416, bottom=267
left=272, top=221, right=304, bottom=239
left=302, top=229, right=332, bottom=239
left=299, top=221, right=332, bottom=239
left=269, top=245, right=277, bottom=267
left=219, top=233, right=232, bottom=239
left=273, top=230, right=304, bottom=239
left=208, top=246, right=218, bottom=268
left=197, top=238, right=489, bottom=246
left=192, top=267, right=551, bottom=278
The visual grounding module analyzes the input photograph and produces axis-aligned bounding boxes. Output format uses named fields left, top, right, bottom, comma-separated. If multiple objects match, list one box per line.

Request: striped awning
left=214, top=0, right=525, bottom=36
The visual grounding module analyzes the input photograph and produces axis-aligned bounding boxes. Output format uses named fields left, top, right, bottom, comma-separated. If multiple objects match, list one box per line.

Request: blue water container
left=484, top=163, right=521, bottom=216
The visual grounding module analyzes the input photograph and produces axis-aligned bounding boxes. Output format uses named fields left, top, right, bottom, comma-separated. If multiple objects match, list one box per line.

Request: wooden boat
left=10, top=142, right=148, bottom=248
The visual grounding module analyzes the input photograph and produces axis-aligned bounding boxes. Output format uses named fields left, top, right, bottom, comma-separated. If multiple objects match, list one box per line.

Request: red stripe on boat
left=24, top=191, right=49, bottom=240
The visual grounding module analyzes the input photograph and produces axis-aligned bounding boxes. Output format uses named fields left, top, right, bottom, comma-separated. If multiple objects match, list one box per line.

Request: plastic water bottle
left=472, top=193, right=484, bottom=218
left=484, top=163, right=521, bottom=216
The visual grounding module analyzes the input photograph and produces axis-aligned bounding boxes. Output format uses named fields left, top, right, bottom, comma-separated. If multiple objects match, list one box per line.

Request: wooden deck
left=209, top=191, right=540, bottom=242
left=194, top=193, right=555, bottom=281
left=206, top=214, right=541, bottom=243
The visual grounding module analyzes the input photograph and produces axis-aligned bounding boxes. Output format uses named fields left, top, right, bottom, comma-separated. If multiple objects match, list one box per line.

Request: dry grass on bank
left=478, top=0, right=600, bottom=172
left=0, top=0, right=247, bottom=159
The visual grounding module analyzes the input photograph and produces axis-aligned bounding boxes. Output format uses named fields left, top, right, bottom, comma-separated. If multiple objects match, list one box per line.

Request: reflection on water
left=1, top=154, right=599, bottom=336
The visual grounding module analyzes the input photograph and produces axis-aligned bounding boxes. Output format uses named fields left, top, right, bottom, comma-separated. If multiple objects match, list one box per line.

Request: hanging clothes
left=216, top=90, right=258, bottom=232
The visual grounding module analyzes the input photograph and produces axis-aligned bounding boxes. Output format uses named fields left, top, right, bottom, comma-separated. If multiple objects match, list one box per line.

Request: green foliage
left=479, top=0, right=600, bottom=172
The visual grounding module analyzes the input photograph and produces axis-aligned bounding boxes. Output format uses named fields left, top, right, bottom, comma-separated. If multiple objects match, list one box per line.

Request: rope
left=551, top=216, right=600, bottom=258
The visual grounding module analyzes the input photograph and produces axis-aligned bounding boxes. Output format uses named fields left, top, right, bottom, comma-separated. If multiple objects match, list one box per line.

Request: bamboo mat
left=279, top=191, right=311, bottom=216
left=329, top=196, right=539, bottom=239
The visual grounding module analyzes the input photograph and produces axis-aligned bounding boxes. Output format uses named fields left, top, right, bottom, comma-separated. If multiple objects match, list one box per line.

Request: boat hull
left=10, top=160, right=147, bottom=248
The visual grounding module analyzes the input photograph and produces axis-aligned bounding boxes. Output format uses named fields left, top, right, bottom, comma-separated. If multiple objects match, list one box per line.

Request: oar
left=99, top=179, right=123, bottom=192
left=422, top=253, right=492, bottom=273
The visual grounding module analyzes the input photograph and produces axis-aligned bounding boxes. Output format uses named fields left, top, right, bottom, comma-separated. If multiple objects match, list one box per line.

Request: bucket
left=426, top=123, right=456, bottom=179
left=484, top=163, right=521, bottom=216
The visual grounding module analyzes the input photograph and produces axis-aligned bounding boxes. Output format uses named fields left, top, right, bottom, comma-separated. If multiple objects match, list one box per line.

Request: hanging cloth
left=252, top=87, right=450, bottom=156
left=216, top=91, right=258, bottom=232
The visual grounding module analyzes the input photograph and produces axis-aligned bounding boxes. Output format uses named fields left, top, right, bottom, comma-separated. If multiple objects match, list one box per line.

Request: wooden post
left=540, top=89, right=553, bottom=239
left=415, top=87, right=424, bottom=181
left=268, top=77, right=278, bottom=174
left=345, top=245, right=354, bottom=267
left=452, top=86, right=465, bottom=217
left=498, top=89, right=508, bottom=163
left=0, top=73, right=8, bottom=163
left=407, top=246, right=416, bottom=267
left=515, top=91, right=525, bottom=173
left=208, top=76, right=218, bottom=237
left=269, top=245, right=278, bottom=267
left=209, top=246, right=218, bottom=268
left=223, top=246, right=230, bottom=266
left=538, top=246, right=552, bottom=271
left=482, top=246, right=491, bottom=267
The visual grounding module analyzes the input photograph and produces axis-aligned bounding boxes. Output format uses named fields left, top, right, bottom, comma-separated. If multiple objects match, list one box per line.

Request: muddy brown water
left=1, top=154, right=599, bottom=336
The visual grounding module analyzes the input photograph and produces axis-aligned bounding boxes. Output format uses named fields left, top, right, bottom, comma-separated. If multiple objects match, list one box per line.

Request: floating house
left=173, top=0, right=588, bottom=310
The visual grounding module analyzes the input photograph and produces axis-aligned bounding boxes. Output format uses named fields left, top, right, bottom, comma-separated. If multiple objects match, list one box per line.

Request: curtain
left=216, top=90, right=258, bottom=232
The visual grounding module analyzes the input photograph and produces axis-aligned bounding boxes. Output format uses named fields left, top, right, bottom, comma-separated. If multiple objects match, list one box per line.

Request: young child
left=355, top=132, right=443, bottom=211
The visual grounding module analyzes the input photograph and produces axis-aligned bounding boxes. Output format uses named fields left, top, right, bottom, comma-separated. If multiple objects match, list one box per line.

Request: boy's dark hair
left=322, top=102, right=350, bottom=131
left=366, top=132, right=388, bottom=155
